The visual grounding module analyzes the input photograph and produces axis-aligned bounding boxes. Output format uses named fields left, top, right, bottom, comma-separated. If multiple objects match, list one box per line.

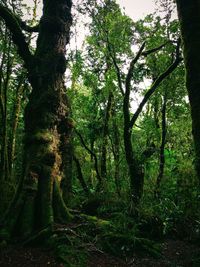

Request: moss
left=79, top=214, right=110, bottom=227
left=26, top=131, right=54, bottom=146
left=53, top=179, right=73, bottom=223
left=34, top=131, right=54, bottom=142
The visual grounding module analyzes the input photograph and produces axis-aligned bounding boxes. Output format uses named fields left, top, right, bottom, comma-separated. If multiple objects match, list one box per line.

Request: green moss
left=26, top=131, right=54, bottom=146
left=53, top=180, right=73, bottom=223
left=80, top=214, right=110, bottom=227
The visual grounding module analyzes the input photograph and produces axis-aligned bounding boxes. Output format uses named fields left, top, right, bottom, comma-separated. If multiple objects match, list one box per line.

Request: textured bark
left=60, top=107, right=73, bottom=204
left=0, top=0, right=73, bottom=238
left=176, top=0, right=200, bottom=184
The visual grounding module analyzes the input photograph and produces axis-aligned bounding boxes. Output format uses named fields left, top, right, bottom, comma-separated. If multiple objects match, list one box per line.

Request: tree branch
left=142, top=41, right=170, bottom=57
left=106, top=40, right=124, bottom=96
left=17, top=19, right=39, bottom=32
left=0, top=4, right=33, bottom=69
left=129, top=41, right=182, bottom=129
left=125, top=42, right=146, bottom=94
left=123, top=42, right=146, bottom=125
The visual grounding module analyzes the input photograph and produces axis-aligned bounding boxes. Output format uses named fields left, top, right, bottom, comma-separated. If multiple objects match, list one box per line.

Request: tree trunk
left=155, top=94, right=167, bottom=197
left=123, top=123, right=144, bottom=208
left=176, top=0, right=200, bottom=184
left=112, top=119, right=121, bottom=197
left=0, top=0, right=73, bottom=239
left=60, top=106, right=73, bottom=204
left=100, top=91, right=113, bottom=186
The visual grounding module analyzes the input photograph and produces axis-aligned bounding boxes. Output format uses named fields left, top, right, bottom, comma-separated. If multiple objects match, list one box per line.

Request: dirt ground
left=0, top=239, right=199, bottom=267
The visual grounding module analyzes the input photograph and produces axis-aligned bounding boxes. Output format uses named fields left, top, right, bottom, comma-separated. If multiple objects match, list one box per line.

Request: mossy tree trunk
left=0, top=0, right=73, bottom=239
left=176, top=0, right=200, bottom=185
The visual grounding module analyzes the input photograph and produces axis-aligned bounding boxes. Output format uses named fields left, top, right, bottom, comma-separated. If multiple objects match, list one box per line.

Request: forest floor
left=0, top=239, right=199, bottom=267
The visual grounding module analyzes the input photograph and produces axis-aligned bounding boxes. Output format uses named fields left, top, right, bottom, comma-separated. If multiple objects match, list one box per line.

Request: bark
left=123, top=44, right=146, bottom=208
left=60, top=109, right=73, bottom=204
left=0, top=0, right=73, bottom=239
left=176, top=0, right=200, bottom=184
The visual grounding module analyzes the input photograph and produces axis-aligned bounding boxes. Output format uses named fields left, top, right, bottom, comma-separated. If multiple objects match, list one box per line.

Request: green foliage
left=0, top=1, right=200, bottom=266
left=46, top=233, right=88, bottom=267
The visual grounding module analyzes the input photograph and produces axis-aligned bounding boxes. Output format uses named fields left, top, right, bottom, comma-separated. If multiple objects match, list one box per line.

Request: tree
left=0, top=0, right=73, bottom=239
left=175, top=0, right=200, bottom=186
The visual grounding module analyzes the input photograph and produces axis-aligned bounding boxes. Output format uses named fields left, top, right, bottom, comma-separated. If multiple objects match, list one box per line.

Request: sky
left=24, top=0, right=156, bottom=20
left=116, top=0, right=156, bottom=20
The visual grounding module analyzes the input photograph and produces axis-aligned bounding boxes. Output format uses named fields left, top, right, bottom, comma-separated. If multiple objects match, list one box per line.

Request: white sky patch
left=130, top=79, right=152, bottom=113
left=116, top=0, right=155, bottom=20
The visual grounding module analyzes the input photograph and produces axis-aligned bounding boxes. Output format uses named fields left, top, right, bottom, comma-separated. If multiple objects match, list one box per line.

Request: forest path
left=0, top=239, right=199, bottom=266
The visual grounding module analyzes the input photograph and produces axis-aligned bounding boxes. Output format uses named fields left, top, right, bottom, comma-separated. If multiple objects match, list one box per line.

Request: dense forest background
left=0, top=0, right=200, bottom=266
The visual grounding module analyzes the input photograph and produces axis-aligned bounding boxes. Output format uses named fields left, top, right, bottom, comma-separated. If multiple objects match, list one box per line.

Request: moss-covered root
left=0, top=179, right=38, bottom=241
left=53, top=179, right=73, bottom=223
